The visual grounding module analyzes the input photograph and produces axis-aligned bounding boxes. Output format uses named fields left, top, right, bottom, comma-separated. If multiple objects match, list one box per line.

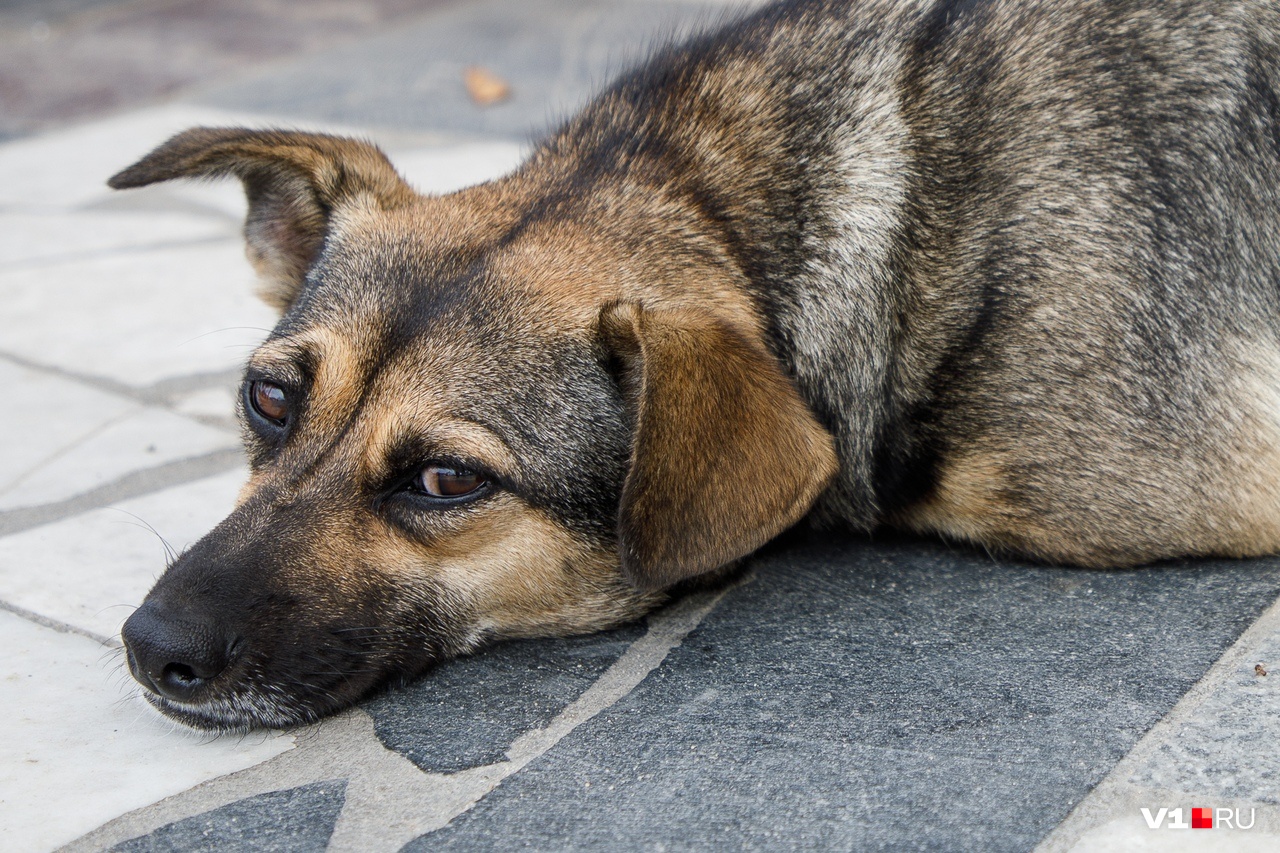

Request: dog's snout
left=122, top=601, right=232, bottom=702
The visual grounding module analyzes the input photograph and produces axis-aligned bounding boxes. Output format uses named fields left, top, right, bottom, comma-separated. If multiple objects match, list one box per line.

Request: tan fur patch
left=363, top=494, right=656, bottom=639
left=896, top=452, right=1023, bottom=554
left=902, top=341, right=1280, bottom=567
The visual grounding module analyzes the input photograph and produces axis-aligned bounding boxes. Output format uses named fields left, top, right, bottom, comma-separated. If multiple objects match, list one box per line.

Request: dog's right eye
left=248, top=380, right=289, bottom=426
left=414, top=464, right=489, bottom=500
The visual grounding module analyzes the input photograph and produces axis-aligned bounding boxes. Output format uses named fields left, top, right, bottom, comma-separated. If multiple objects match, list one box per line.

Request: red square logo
left=1192, top=807, right=1213, bottom=829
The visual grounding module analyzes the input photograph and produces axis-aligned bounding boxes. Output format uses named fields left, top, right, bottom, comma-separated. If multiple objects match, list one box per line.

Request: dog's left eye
left=414, top=465, right=487, bottom=499
left=248, top=380, right=289, bottom=425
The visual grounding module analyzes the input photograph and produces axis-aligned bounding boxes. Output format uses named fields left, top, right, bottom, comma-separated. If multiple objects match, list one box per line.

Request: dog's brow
left=367, top=415, right=519, bottom=480
left=421, top=420, right=518, bottom=472
left=249, top=339, right=310, bottom=380
left=246, top=355, right=306, bottom=387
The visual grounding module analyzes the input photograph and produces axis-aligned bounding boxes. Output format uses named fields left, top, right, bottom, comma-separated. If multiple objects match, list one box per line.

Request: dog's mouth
left=122, top=605, right=462, bottom=731
left=125, top=647, right=388, bottom=732
left=130, top=642, right=451, bottom=732
left=142, top=688, right=312, bottom=733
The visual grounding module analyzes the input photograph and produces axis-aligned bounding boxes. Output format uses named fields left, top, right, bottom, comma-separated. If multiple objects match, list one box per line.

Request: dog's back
left=558, top=0, right=1280, bottom=565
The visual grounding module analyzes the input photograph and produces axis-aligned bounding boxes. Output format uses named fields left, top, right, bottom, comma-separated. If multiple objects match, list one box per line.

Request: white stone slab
left=0, top=361, right=238, bottom=510
left=392, top=141, right=525, bottom=195
left=0, top=468, right=248, bottom=639
left=0, top=240, right=278, bottom=387
left=0, top=407, right=237, bottom=511
left=0, top=210, right=234, bottom=269
left=0, top=360, right=137, bottom=494
left=169, top=383, right=240, bottom=425
left=0, top=611, right=293, bottom=853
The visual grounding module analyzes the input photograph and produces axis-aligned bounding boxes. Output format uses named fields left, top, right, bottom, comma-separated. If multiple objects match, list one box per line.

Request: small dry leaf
left=464, top=66, right=511, bottom=106
left=1257, top=663, right=1268, bottom=677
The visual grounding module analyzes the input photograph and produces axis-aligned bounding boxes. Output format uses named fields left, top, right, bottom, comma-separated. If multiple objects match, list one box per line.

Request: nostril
left=121, top=601, right=232, bottom=701
left=161, top=663, right=204, bottom=691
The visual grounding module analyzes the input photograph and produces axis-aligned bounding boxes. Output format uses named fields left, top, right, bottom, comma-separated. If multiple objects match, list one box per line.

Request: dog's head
left=112, top=128, right=837, bottom=730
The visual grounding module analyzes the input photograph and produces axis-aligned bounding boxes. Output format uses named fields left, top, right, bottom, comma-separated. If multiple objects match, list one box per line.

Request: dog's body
left=111, top=0, right=1280, bottom=729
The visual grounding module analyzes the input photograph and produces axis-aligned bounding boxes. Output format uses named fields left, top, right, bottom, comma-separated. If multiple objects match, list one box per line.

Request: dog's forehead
left=250, top=202, right=628, bottom=478
left=301, top=194, right=625, bottom=330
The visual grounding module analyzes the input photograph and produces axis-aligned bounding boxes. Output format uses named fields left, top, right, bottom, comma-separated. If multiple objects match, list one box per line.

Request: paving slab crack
left=0, top=598, right=116, bottom=647
left=0, top=350, right=243, bottom=410
left=0, top=447, right=244, bottom=537
left=0, top=408, right=139, bottom=499
left=56, top=581, right=738, bottom=853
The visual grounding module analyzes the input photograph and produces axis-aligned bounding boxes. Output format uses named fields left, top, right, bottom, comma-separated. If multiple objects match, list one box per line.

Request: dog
left=111, top=0, right=1280, bottom=730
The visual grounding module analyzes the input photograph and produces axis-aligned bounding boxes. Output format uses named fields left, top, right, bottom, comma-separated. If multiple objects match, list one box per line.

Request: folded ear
left=599, top=302, right=839, bottom=591
left=108, top=127, right=416, bottom=311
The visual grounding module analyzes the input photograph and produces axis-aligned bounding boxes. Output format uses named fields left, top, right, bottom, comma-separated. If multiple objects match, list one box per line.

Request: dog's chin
left=140, top=687, right=334, bottom=733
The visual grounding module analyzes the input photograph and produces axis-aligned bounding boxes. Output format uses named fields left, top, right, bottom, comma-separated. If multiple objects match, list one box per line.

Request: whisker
left=105, top=508, right=179, bottom=564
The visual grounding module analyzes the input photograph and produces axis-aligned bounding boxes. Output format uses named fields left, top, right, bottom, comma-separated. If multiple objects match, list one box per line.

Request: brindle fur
left=111, top=0, right=1280, bottom=729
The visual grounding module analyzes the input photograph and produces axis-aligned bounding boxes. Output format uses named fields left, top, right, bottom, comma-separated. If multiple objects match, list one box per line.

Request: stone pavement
left=0, top=1, right=1277, bottom=851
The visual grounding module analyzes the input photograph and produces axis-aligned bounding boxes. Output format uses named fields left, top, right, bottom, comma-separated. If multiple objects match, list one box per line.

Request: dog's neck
left=519, top=2, right=931, bottom=529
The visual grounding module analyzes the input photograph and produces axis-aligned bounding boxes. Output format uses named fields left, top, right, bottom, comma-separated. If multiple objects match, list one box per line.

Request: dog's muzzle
left=122, top=600, right=234, bottom=704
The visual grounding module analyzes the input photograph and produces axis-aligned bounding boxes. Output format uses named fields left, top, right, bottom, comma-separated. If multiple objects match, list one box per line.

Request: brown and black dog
left=112, top=0, right=1280, bottom=730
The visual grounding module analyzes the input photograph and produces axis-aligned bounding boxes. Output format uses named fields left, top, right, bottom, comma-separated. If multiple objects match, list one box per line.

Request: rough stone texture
left=0, top=469, right=248, bottom=638
left=0, top=387, right=235, bottom=512
left=1131, top=630, right=1280, bottom=804
left=0, top=241, right=275, bottom=386
left=3, top=1, right=1280, bottom=850
left=365, top=623, right=647, bottom=773
left=402, top=533, right=1280, bottom=852
left=112, top=782, right=347, bottom=853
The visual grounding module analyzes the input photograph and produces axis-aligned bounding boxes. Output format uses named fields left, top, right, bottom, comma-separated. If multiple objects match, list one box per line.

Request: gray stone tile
left=401, top=533, right=1280, bottom=852
left=193, top=0, right=740, bottom=140
left=365, top=623, right=646, bottom=774
left=112, top=781, right=346, bottom=853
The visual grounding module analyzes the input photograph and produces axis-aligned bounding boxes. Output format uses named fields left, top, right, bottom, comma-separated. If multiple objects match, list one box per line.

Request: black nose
left=121, top=601, right=231, bottom=702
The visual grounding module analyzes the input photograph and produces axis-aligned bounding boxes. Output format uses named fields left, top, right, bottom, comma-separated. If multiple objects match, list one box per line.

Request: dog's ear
left=108, top=127, right=416, bottom=311
left=599, top=302, right=839, bottom=591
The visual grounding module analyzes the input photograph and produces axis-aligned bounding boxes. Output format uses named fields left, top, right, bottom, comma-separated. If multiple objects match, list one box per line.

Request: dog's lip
left=142, top=689, right=312, bottom=733
left=133, top=653, right=391, bottom=731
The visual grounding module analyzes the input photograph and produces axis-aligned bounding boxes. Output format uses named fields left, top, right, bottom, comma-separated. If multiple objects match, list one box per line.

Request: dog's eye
left=249, top=380, right=289, bottom=425
left=415, top=465, right=487, bottom=499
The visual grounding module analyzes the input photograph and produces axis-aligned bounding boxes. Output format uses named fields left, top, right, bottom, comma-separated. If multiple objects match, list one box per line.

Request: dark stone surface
left=112, top=781, right=347, bottom=853
left=401, top=532, right=1280, bottom=851
left=365, top=622, right=646, bottom=774
left=193, top=0, right=734, bottom=140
